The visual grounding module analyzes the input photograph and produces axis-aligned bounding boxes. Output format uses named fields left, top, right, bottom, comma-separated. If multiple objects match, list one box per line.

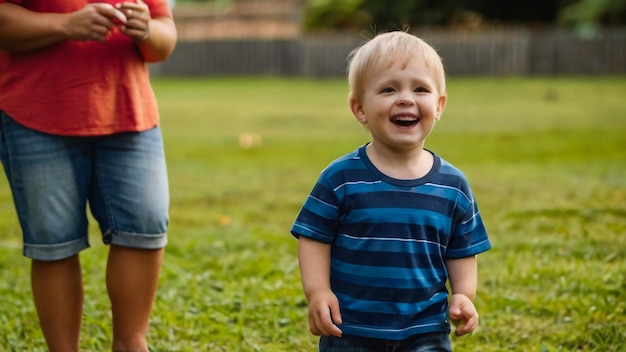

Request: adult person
left=0, top=1, right=177, bottom=351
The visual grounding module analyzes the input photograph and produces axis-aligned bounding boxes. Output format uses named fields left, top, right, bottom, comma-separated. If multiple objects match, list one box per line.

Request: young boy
left=291, top=31, right=492, bottom=351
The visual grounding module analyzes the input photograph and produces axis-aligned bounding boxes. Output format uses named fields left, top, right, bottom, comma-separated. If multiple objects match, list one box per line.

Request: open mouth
left=391, top=116, right=420, bottom=127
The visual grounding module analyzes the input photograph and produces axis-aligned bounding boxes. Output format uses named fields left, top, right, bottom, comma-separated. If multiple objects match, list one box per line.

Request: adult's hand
left=65, top=3, right=126, bottom=42
left=116, top=0, right=151, bottom=42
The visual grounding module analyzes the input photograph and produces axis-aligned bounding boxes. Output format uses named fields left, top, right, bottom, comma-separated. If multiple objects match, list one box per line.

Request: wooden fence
left=150, top=28, right=626, bottom=77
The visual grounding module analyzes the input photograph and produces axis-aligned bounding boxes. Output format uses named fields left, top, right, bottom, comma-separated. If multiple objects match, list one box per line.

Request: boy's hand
left=448, top=293, right=479, bottom=336
left=307, top=290, right=343, bottom=337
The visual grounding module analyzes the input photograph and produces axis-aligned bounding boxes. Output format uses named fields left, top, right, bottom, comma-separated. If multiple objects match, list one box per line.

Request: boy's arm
left=446, top=255, right=479, bottom=336
left=297, top=236, right=342, bottom=337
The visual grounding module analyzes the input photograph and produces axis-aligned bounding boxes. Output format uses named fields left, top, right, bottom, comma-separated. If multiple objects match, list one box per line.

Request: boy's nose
left=396, top=93, right=416, bottom=105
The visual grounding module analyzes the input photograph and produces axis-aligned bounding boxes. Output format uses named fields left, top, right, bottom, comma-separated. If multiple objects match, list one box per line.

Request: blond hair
left=347, top=31, right=446, bottom=103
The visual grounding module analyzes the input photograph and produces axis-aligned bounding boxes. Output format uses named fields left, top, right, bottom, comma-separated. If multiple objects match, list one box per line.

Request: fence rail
left=151, top=28, right=626, bottom=77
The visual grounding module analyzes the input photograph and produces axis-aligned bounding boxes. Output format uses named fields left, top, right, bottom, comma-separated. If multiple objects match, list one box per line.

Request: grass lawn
left=0, top=76, right=625, bottom=351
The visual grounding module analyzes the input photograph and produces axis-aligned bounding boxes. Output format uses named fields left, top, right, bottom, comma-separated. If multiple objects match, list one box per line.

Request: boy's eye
left=415, top=87, right=429, bottom=93
left=380, top=87, right=395, bottom=93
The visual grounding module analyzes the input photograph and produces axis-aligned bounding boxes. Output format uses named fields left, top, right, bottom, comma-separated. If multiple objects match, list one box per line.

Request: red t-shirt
left=0, top=0, right=172, bottom=136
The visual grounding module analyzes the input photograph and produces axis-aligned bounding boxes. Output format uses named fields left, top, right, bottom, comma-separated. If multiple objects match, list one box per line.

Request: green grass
left=0, top=76, right=625, bottom=351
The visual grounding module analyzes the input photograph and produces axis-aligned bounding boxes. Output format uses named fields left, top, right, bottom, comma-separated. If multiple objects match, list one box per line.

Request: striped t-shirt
left=291, top=144, right=491, bottom=340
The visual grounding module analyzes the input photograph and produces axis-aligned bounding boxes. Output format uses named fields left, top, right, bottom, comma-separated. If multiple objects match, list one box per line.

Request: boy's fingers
left=311, top=306, right=332, bottom=336
left=322, top=312, right=340, bottom=335
left=330, top=302, right=342, bottom=324
left=328, top=302, right=343, bottom=336
left=315, top=306, right=341, bottom=337
left=454, top=313, right=479, bottom=336
left=330, top=324, right=343, bottom=337
left=308, top=314, right=321, bottom=335
left=449, top=306, right=461, bottom=320
left=322, top=318, right=342, bottom=337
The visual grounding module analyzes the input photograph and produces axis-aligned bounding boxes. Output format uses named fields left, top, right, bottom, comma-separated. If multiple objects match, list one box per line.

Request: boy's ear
left=435, top=94, right=447, bottom=121
left=350, top=97, right=367, bottom=124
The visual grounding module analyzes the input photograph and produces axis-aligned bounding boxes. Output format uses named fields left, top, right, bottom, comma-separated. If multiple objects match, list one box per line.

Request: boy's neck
left=365, top=142, right=433, bottom=180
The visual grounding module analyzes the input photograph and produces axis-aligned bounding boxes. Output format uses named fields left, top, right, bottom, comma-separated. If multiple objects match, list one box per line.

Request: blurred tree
left=462, top=0, right=561, bottom=23
left=558, top=0, right=626, bottom=36
left=302, top=0, right=369, bottom=30
left=301, top=0, right=626, bottom=31
left=359, top=0, right=459, bottom=28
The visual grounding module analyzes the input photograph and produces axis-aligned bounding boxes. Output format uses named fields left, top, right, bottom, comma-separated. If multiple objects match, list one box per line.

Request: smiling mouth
left=391, top=116, right=420, bottom=127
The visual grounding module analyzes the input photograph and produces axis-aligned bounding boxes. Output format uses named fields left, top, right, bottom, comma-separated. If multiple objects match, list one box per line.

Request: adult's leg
left=31, top=255, right=83, bottom=352
left=107, top=245, right=164, bottom=352
left=91, top=128, right=169, bottom=351
left=0, top=113, right=91, bottom=351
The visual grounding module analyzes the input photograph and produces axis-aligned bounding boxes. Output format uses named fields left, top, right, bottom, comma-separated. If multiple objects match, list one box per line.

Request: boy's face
left=350, top=57, right=446, bottom=152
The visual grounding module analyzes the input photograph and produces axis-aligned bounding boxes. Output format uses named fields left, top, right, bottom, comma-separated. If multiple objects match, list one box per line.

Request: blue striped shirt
left=291, top=145, right=491, bottom=340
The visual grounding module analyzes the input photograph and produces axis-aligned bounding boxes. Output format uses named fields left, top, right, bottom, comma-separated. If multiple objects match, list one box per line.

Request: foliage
left=301, top=0, right=626, bottom=31
left=558, top=0, right=626, bottom=37
left=302, top=0, right=368, bottom=31
left=0, top=77, right=625, bottom=351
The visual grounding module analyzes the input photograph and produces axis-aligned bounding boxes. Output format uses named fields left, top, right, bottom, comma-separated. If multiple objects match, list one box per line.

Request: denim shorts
left=0, top=111, right=169, bottom=261
left=319, top=332, right=452, bottom=352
